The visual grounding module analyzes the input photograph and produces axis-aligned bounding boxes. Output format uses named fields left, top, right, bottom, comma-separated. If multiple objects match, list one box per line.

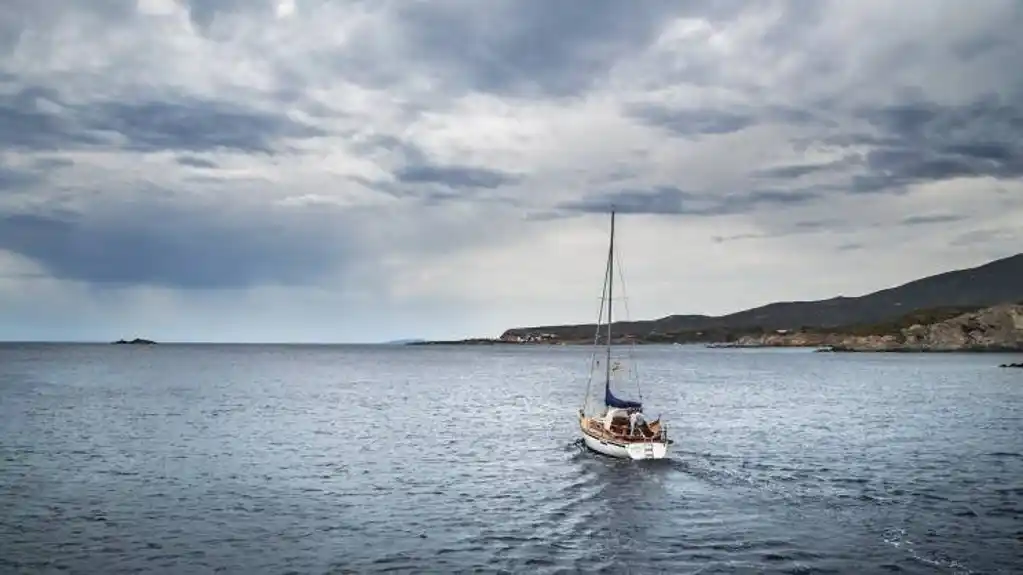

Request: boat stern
left=626, top=441, right=669, bottom=460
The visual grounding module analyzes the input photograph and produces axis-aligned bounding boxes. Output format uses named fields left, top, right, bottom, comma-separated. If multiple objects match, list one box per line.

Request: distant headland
left=111, top=338, right=157, bottom=345
left=414, top=253, right=1023, bottom=353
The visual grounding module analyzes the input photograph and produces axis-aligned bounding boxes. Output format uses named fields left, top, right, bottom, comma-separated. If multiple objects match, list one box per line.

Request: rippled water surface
left=2, top=343, right=1021, bottom=574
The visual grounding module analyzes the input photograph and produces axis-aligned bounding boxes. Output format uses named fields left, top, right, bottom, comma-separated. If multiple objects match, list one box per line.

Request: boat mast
left=605, top=209, right=615, bottom=392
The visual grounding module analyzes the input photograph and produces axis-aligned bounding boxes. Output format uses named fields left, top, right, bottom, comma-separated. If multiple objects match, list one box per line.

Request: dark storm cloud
left=626, top=104, right=756, bottom=137
left=740, top=92, right=1023, bottom=197
left=183, top=0, right=278, bottom=31
left=792, top=219, right=841, bottom=231
left=756, top=164, right=824, bottom=180
left=711, top=233, right=762, bottom=243
left=84, top=98, right=327, bottom=154
left=834, top=95, right=1023, bottom=193
left=752, top=154, right=864, bottom=180
left=557, top=186, right=819, bottom=217
left=351, top=134, right=425, bottom=163
left=835, top=242, right=864, bottom=252
left=394, top=164, right=520, bottom=190
left=0, top=83, right=325, bottom=154
left=0, top=0, right=136, bottom=54
left=0, top=204, right=350, bottom=289
left=901, top=214, right=964, bottom=226
left=176, top=156, right=219, bottom=169
left=0, top=0, right=1019, bottom=303
left=356, top=135, right=521, bottom=198
left=0, top=165, right=40, bottom=191
left=625, top=101, right=840, bottom=140
left=0, top=87, right=107, bottom=151
left=390, top=0, right=746, bottom=97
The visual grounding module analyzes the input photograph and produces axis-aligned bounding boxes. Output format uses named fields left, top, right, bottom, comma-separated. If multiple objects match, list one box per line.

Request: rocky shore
left=727, top=304, right=1023, bottom=352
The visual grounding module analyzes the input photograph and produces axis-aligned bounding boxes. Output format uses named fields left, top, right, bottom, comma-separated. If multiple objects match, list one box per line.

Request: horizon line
left=0, top=339, right=415, bottom=346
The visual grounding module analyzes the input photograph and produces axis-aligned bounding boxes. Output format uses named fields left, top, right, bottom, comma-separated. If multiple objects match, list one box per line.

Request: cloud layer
left=1, top=0, right=1021, bottom=342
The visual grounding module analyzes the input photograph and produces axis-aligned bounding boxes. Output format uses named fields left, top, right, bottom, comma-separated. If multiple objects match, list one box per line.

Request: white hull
left=580, top=430, right=669, bottom=460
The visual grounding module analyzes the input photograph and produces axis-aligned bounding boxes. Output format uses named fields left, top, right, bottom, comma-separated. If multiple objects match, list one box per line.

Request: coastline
left=414, top=303, right=1023, bottom=353
left=408, top=339, right=1023, bottom=352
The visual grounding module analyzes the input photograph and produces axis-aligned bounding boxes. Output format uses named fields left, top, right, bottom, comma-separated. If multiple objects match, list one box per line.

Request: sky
left=1, top=0, right=1022, bottom=343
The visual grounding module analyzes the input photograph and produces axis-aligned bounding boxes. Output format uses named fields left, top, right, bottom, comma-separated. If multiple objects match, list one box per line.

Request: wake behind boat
left=577, top=209, right=670, bottom=460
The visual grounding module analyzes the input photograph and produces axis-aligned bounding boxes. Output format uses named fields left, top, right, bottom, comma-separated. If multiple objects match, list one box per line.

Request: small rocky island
left=111, top=338, right=157, bottom=345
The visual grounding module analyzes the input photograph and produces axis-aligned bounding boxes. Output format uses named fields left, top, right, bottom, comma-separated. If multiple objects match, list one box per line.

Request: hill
left=499, top=252, right=1023, bottom=344
left=726, top=303, right=1023, bottom=352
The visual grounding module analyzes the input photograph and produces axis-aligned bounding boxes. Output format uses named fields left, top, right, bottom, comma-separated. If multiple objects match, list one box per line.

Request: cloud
left=386, top=0, right=739, bottom=98
left=0, top=203, right=349, bottom=289
left=556, top=186, right=818, bottom=217
left=900, top=214, right=965, bottom=226
left=176, top=155, right=218, bottom=169
left=751, top=154, right=864, bottom=180
left=394, top=164, right=519, bottom=190
left=0, top=87, right=325, bottom=153
left=711, top=219, right=843, bottom=244
left=0, top=0, right=1022, bottom=342
left=847, top=96, right=1023, bottom=190
left=83, top=97, right=327, bottom=153
left=0, top=86, right=107, bottom=151
left=624, top=104, right=756, bottom=136
left=182, top=0, right=279, bottom=30
left=836, top=242, right=864, bottom=252
left=32, top=156, right=75, bottom=170
left=0, top=164, right=40, bottom=191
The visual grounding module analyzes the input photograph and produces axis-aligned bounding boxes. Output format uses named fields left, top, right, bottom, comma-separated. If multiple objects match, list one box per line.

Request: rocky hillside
left=500, top=252, right=1023, bottom=342
left=730, top=304, right=1023, bottom=352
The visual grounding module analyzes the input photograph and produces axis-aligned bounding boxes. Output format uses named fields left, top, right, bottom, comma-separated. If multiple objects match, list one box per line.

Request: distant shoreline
left=414, top=303, right=1023, bottom=354
left=407, top=339, right=1023, bottom=352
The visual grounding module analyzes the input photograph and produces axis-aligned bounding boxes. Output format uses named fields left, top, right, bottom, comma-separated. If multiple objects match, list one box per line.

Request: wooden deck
left=579, top=414, right=665, bottom=444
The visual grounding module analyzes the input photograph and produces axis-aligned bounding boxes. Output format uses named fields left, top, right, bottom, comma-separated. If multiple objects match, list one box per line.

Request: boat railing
left=583, top=412, right=668, bottom=443
left=627, top=429, right=667, bottom=444
left=593, top=423, right=668, bottom=443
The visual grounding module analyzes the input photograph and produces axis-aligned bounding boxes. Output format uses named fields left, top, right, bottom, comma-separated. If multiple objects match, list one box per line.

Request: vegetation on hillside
left=498, top=302, right=1022, bottom=346
left=808, top=305, right=988, bottom=337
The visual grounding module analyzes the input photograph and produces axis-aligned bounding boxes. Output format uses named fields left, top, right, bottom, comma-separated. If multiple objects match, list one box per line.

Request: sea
left=1, top=343, right=1021, bottom=574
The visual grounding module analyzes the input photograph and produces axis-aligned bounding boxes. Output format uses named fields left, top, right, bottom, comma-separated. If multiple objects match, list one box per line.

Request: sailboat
left=578, top=209, right=670, bottom=460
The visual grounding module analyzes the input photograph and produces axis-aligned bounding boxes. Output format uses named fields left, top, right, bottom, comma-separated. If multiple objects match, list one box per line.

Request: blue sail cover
left=605, top=385, right=642, bottom=410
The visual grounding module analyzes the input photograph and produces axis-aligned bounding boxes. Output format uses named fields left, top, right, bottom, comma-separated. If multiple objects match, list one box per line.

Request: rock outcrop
left=897, top=304, right=1023, bottom=351
left=730, top=304, right=1023, bottom=352
left=112, top=338, right=157, bottom=345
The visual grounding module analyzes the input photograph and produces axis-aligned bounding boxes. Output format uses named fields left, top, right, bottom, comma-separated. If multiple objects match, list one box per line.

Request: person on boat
left=628, top=411, right=646, bottom=437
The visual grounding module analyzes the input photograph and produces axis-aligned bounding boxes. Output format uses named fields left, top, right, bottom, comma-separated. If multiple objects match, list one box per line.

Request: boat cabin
left=600, top=407, right=656, bottom=439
